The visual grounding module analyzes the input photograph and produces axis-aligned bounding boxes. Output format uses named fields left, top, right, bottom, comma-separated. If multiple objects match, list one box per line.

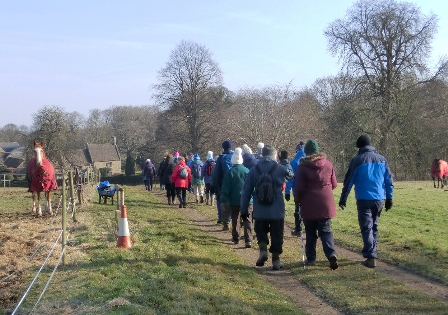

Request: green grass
left=2, top=187, right=304, bottom=315
left=2, top=181, right=448, bottom=314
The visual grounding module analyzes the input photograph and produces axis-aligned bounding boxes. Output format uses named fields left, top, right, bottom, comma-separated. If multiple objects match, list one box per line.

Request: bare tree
left=28, top=105, right=75, bottom=168
left=229, top=84, right=321, bottom=154
left=324, top=0, right=448, bottom=153
left=0, top=124, right=30, bottom=144
left=152, top=40, right=224, bottom=154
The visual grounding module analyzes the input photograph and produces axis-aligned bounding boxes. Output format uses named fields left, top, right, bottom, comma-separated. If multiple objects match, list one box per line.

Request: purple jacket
left=294, top=153, right=337, bottom=221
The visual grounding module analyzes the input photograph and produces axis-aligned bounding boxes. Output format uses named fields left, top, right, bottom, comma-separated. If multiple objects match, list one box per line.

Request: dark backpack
left=192, top=163, right=202, bottom=178
left=144, top=165, right=154, bottom=177
left=255, top=163, right=277, bottom=205
left=179, top=166, right=188, bottom=179
left=205, top=161, right=215, bottom=176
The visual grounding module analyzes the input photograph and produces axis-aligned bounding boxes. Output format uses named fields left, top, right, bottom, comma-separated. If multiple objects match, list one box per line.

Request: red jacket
left=294, top=153, right=337, bottom=221
left=171, top=161, right=192, bottom=188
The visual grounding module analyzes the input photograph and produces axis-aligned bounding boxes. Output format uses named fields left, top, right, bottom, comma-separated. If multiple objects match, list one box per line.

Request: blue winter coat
left=340, top=145, right=394, bottom=202
left=240, top=156, right=294, bottom=219
left=202, top=158, right=216, bottom=184
left=285, top=149, right=306, bottom=195
left=242, top=153, right=258, bottom=170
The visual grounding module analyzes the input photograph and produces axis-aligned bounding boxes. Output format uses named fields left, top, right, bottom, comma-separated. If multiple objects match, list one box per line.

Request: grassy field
left=1, top=181, right=448, bottom=314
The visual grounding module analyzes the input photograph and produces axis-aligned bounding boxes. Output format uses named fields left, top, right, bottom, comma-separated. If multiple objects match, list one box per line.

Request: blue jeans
left=303, top=219, right=337, bottom=261
left=357, top=200, right=384, bottom=258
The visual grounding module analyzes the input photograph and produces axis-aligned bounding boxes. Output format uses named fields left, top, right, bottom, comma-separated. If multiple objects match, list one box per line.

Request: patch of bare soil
left=0, top=185, right=97, bottom=311
left=152, top=189, right=448, bottom=314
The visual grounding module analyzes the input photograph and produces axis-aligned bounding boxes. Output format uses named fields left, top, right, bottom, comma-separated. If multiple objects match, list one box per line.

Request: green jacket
left=221, top=164, right=252, bottom=205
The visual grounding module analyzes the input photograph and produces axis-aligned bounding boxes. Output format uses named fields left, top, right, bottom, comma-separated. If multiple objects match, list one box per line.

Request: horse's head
left=33, top=141, right=46, bottom=166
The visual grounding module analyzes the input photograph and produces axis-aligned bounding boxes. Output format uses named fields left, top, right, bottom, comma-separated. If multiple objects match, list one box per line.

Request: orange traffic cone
left=117, top=205, right=132, bottom=248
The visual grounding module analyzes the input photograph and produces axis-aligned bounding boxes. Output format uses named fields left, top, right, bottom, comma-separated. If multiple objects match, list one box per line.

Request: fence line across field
left=9, top=170, right=79, bottom=314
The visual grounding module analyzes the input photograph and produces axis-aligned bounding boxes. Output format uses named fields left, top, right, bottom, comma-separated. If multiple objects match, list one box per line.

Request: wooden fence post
left=68, top=171, right=76, bottom=222
left=62, top=173, right=67, bottom=265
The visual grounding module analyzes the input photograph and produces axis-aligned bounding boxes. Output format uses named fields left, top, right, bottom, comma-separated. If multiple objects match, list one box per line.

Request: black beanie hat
left=222, top=140, right=232, bottom=150
left=356, top=135, right=371, bottom=148
left=280, top=150, right=288, bottom=160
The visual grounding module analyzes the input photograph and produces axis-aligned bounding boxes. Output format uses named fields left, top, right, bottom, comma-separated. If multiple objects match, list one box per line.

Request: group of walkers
left=143, top=135, right=394, bottom=271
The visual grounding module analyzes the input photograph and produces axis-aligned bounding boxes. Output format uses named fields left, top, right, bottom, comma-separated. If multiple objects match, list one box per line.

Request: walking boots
left=361, top=258, right=377, bottom=268
left=272, top=253, right=284, bottom=270
left=256, top=242, right=268, bottom=266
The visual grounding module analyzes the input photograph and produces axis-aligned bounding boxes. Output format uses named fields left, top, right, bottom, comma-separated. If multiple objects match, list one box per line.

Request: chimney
left=112, top=136, right=116, bottom=146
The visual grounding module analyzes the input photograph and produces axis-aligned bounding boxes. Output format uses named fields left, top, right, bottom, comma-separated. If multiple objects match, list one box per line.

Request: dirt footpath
left=152, top=190, right=448, bottom=315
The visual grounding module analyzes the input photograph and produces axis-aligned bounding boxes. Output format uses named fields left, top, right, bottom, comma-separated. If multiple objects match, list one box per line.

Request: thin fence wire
left=8, top=179, right=97, bottom=314
left=0, top=194, right=63, bottom=284
left=10, top=230, right=63, bottom=315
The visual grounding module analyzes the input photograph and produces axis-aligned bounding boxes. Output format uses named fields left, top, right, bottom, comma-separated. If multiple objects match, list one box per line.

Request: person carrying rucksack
left=202, top=151, right=215, bottom=206
left=212, top=140, right=234, bottom=230
left=142, top=159, right=156, bottom=191
left=191, top=153, right=205, bottom=203
left=171, top=156, right=192, bottom=208
left=240, top=144, right=294, bottom=270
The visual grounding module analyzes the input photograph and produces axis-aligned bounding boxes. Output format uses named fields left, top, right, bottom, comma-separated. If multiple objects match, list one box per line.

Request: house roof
left=0, top=142, right=21, bottom=152
left=4, top=156, right=24, bottom=168
left=86, top=143, right=121, bottom=163
left=66, top=149, right=91, bottom=167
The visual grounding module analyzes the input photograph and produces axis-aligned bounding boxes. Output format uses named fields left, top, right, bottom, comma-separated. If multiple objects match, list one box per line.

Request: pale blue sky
left=1, top=0, right=447, bottom=127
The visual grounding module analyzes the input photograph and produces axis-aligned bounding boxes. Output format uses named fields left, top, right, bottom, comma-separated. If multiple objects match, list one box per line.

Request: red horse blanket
left=26, top=158, right=58, bottom=192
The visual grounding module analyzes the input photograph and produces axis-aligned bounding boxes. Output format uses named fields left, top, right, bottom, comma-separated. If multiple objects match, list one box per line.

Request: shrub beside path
left=152, top=190, right=448, bottom=314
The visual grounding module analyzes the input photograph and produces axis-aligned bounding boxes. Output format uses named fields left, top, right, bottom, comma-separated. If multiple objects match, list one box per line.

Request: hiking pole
left=299, top=204, right=305, bottom=269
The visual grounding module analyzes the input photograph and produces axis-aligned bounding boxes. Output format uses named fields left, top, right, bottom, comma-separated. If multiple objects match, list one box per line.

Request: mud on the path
left=152, top=190, right=448, bottom=314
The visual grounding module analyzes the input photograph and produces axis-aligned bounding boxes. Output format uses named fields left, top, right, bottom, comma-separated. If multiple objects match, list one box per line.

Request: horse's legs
left=46, top=191, right=53, bottom=215
left=37, top=192, right=42, bottom=216
left=433, top=177, right=437, bottom=188
left=31, top=192, right=37, bottom=214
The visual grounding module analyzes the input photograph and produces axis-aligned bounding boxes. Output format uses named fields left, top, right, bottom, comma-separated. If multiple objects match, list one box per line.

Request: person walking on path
left=285, top=141, right=306, bottom=236
left=142, top=159, right=156, bottom=191
left=212, top=140, right=234, bottom=230
left=338, top=135, right=394, bottom=268
left=241, top=144, right=294, bottom=270
left=158, top=156, right=167, bottom=190
left=202, top=151, right=216, bottom=206
left=294, top=140, right=339, bottom=270
left=191, top=153, right=205, bottom=203
left=162, top=154, right=176, bottom=205
left=172, top=156, right=192, bottom=208
left=221, top=148, right=253, bottom=248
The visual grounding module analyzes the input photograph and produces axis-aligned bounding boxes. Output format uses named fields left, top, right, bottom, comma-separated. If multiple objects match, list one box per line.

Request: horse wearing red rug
left=26, top=141, right=58, bottom=216
left=431, top=158, right=448, bottom=189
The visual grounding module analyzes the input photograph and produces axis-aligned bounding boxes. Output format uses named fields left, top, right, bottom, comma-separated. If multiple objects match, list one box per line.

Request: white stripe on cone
left=117, top=205, right=132, bottom=248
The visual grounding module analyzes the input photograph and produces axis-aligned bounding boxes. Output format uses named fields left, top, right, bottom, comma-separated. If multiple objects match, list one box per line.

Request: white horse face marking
left=34, top=147, right=43, bottom=165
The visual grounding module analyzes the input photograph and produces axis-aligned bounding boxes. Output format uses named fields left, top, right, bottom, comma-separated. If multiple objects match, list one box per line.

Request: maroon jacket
left=293, top=153, right=337, bottom=221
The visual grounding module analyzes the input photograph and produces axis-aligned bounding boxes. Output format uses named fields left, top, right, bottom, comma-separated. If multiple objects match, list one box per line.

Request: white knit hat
left=206, top=151, right=213, bottom=160
left=231, top=148, right=243, bottom=165
left=257, top=142, right=264, bottom=149
left=241, top=144, right=252, bottom=154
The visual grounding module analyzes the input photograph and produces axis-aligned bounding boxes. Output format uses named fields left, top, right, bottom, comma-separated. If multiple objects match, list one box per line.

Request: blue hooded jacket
left=340, top=145, right=393, bottom=201
left=285, top=149, right=306, bottom=195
